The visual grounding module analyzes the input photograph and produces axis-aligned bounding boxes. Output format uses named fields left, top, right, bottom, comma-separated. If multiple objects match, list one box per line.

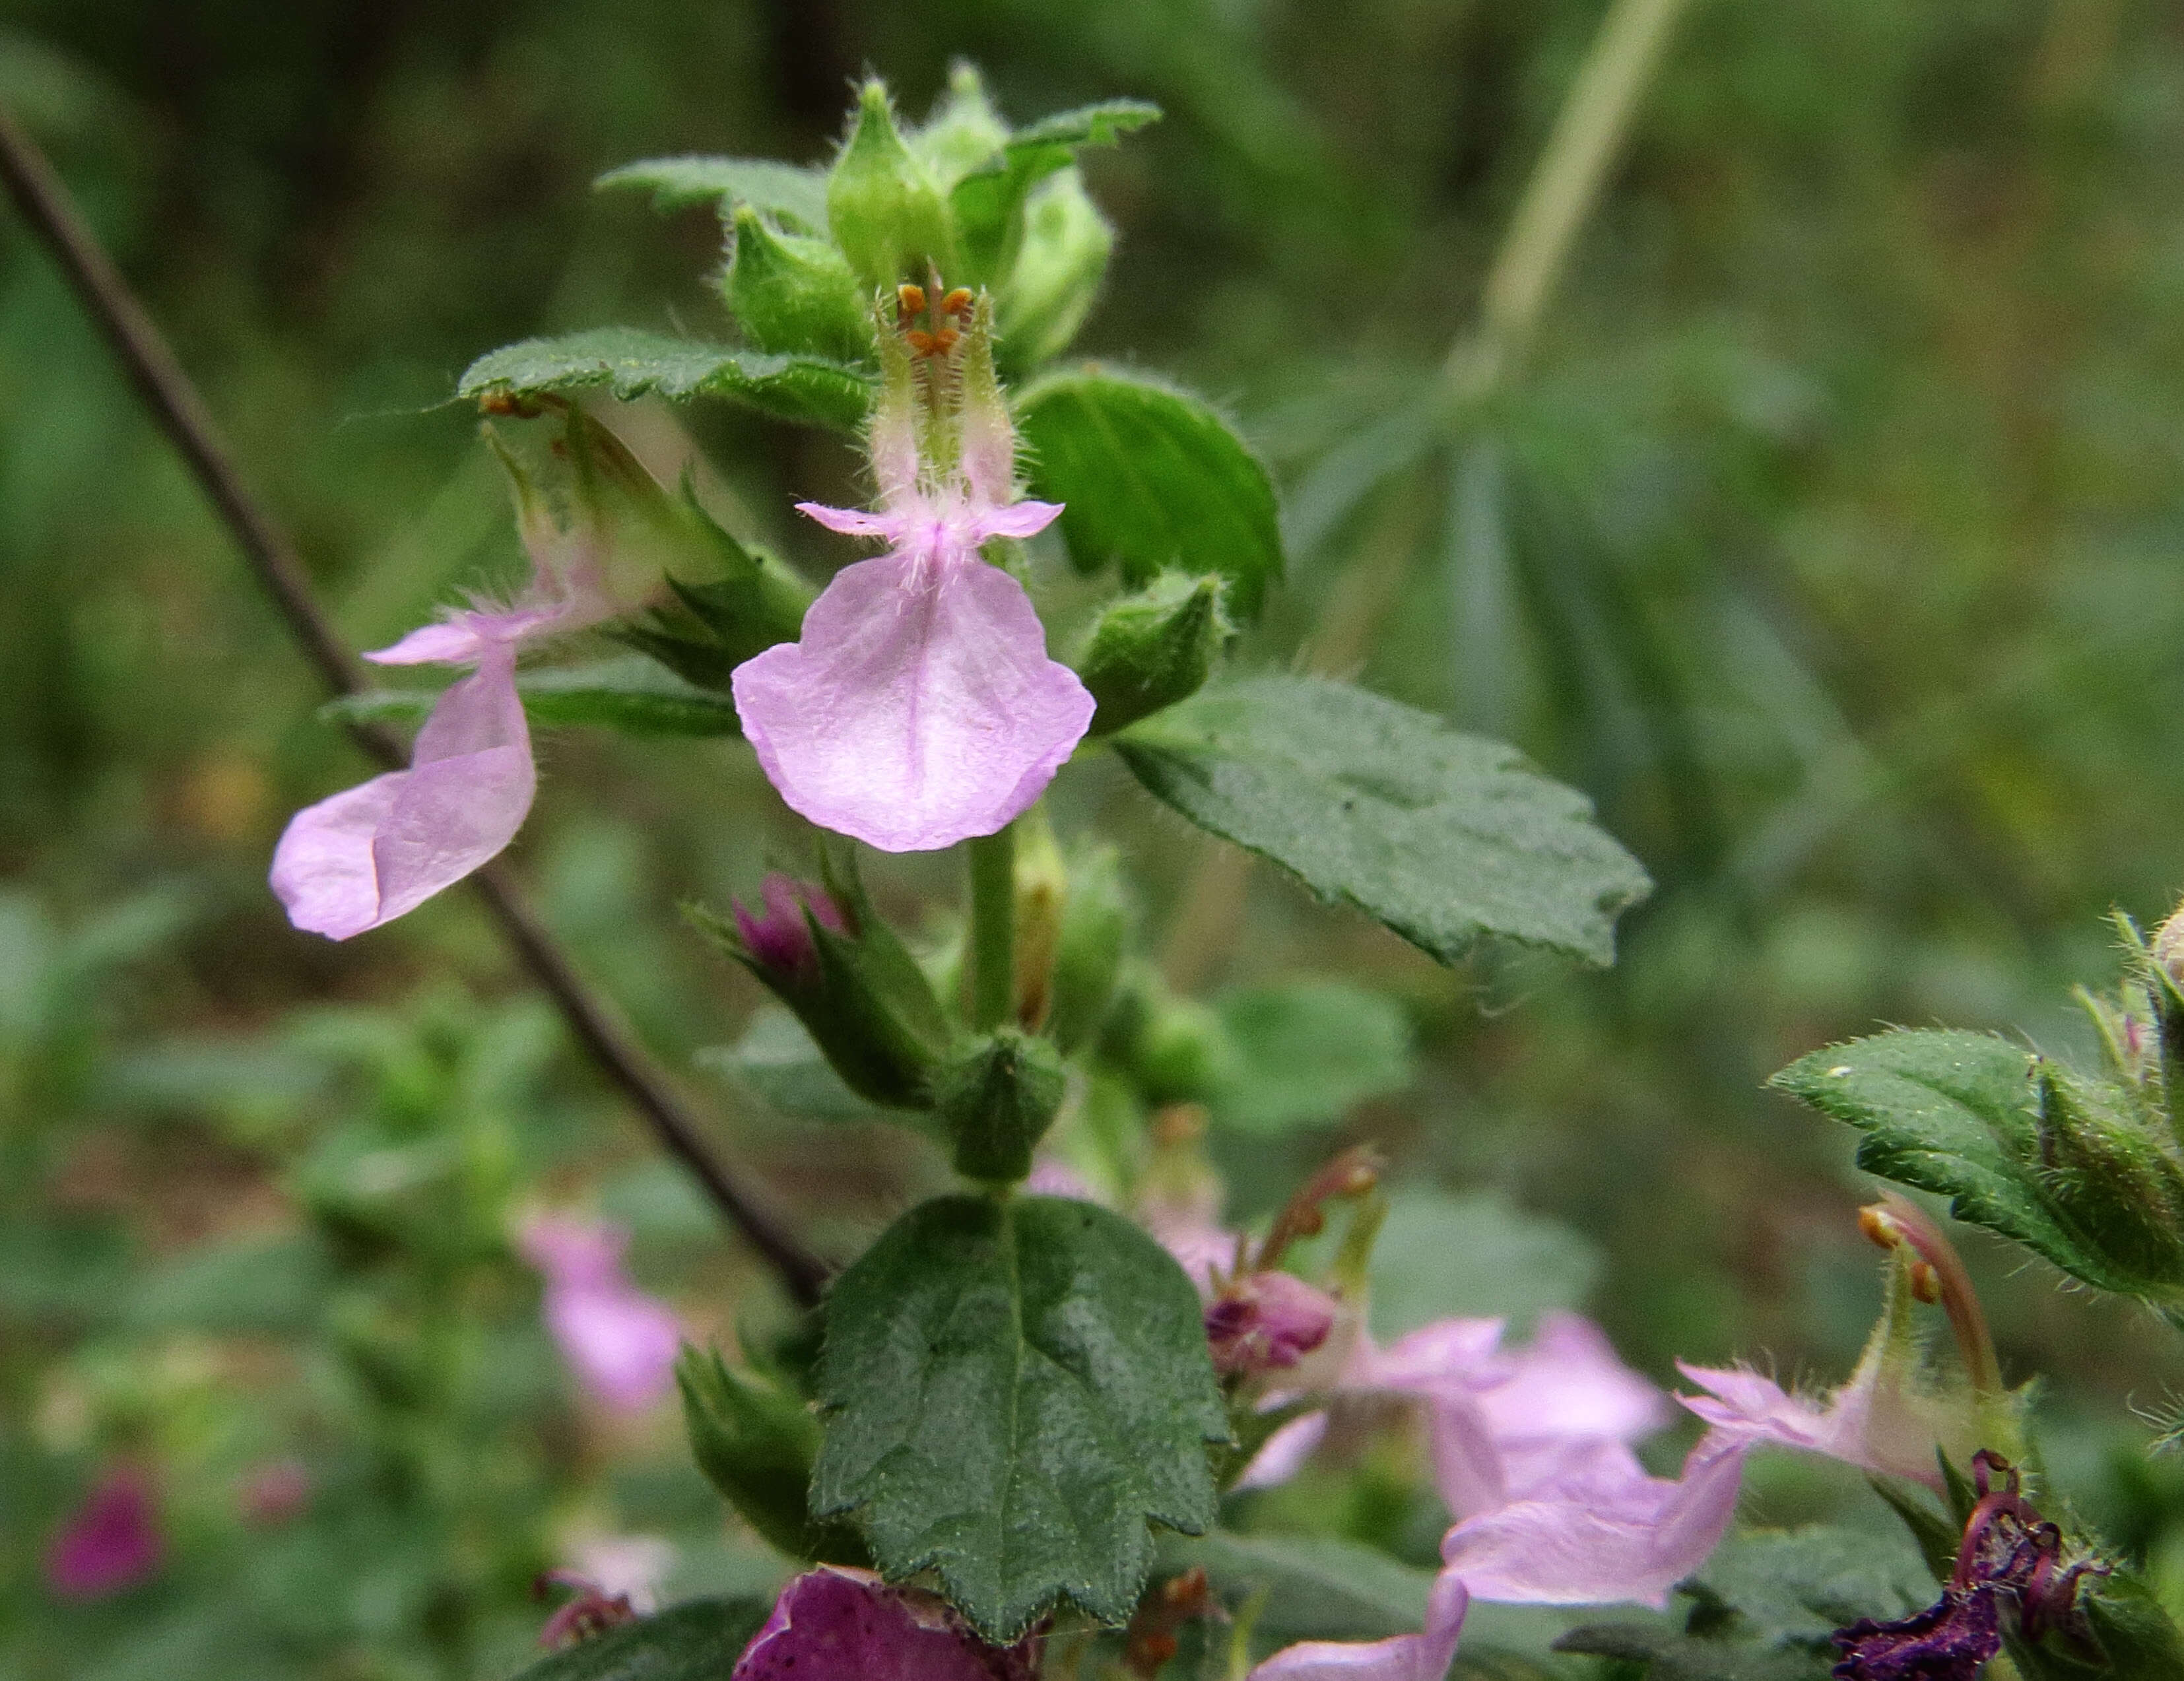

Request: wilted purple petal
left=733, top=1566, right=1040, bottom=1681
left=1438, top=1432, right=1746, bottom=1607
left=273, top=646, right=535, bottom=939
left=1249, top=1570, right=1469, bottom=1681
left=1208, top=1271, right=1340, bottom=1377
left=731, top=551, right=1094, bottom=852
left=1831, top=1588, right=2000, bottom=1680
left=46, top=1468, right=162, bottom=1600
left=519, top=1215, right=681, bottom=1414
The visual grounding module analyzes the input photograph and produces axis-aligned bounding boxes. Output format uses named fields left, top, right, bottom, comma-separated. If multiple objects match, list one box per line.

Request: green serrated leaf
left=1113, top=675, right=1651, bottom=967
left=1016, top=370, right=1282, bottom=621
left=502, top=1598, right=774, bottom=1681
left=812, top=1194, right=1226, bottom=1642
left=1769, top=1032, right=2148, bottom=1300
left=951, top=100, right=1160, bottom=284
left=457, top=327, right=871, bottom=433
left=1208, top=978, right=1414, bottom=1135
left=321, top=657, right=742, bottom=739
left=595, top=156, right=831, bottom=233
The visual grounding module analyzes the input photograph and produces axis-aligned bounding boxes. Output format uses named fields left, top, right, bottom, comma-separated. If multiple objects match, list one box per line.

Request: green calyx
left=995, top=168, right=1114, bottom=368
left=1076, top=572, right=1230, bottom=736
left=723, top=202, right=875, bottom=364
left=677, top=1346, right=868, bottom=1566
left=936, top=1028, right=1068, bottom=1184
left=827, top=79, right=954, bottom=289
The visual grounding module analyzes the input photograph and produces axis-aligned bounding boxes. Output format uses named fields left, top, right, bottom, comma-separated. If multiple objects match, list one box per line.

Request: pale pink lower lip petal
left=731, top=552, right=1094, bottom=853
left=271, top=772, right=409, bottom=939
left=271, top=651, right=537, bottom=938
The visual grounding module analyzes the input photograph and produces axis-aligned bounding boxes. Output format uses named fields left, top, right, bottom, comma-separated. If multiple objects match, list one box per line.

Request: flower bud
left=995, top=168, right=1114, bottom=367
left=1010, top=812, right=1069, bottom=1032
left=1109, top=970, right=1241, bottom=1105
left=2036, top=1059, right=2184, bottom=1287
left=826, top=79, right=954, bottom=288
left=677, top=1347, right=865, bottom=1566
left=723, top=203, right=875, bottom=364
left=694, top=857, right=951, bottom=1110
left=731, top=874, right=847, bottom=983
left=914, top=62, right=1009, bottom=185
left=936, top=1028, right=1068, bottom=1183
left=1205, top=1269, right=1338, bottom=1377
left=1075, top=573, right=1229, bottom=736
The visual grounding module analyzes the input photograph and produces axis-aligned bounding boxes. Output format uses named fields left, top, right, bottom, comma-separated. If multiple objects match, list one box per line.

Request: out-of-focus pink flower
left=46, top=1467, right=162, bottom=1600
left=568, top=1534, right=675, bottom=1614
left=1438, top=1432, right=1748, bottom=1608
left=272, top=481, right=616, bottom=939
left=731, top=300, right=1092, bottom=853
left=1249, top=1570, right=1469, bottom=1681
left=239, top=1458, right=312, bottom=1527
left=732, top=1566, right=1042, bottom=1681
left=1678, top=1197, right=2014, bottom=1492
left=518, top=1215, right=682, bottom=1414
left=732, top=873, right=847, bottom=981
left=1207, top=1270, right=1340, bottom=1377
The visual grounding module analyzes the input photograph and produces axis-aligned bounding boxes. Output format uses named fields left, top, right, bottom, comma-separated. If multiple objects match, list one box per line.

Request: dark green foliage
left=457, top=328, right=872, bottom=432
left=811, top=1195, right=1226, bottom=1641
left=1115, top=675, right=1651, bottom=966
left=1076, top=572, right=1230, bottom=737
left=1771, top=1031, right=2184, bottom=1305
left=1016, top=370, right=1283, bottom=620
left=933, top=1028, right=1067, bottom=1182
left=502, top=1599, right=775, bottom=1681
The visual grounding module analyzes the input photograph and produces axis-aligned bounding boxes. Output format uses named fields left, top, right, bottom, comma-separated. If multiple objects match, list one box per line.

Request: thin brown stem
left=0, top=106, right=828, bottom=1309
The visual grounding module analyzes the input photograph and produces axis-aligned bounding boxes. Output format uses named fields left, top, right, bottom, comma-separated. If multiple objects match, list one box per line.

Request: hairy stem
left=0, top=106, right=830, bottom=1309
left=967, top=824, right=1017, bottom=1033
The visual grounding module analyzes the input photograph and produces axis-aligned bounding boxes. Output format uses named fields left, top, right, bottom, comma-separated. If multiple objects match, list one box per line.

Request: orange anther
left=929, top=326, right=960, bottom=355
left=1859, top=1204, right=1901, bottom=1251
left=896, top=283, right=927, bottom=323
left=941, top=286, right=974, bottom=319
left=1910, top=1261, right=1942, bottom=1304
left=904, top=329, right=937, bottom=356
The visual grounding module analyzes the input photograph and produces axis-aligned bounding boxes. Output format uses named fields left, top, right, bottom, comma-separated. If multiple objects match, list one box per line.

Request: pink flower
left=731, top=297, right=1093, bottom=853
left=518, top=1215, right=682, bottom=1414
left=1436, top=1432, right=1748, bottom=1608
left=1249, top=1570, right=1469, bottom=1681
left=46, top=1467, right=162, bottom=1600
left=272, top=477, right=615, bottom=939
left=732, top=1566, right=1041, bottom=1681
left=1677, top=1197, right=2016, bottom=1492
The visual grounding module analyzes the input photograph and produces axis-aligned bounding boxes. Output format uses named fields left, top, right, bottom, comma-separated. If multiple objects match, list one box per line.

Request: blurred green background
left=10, top=0, right=2184, bottom=1674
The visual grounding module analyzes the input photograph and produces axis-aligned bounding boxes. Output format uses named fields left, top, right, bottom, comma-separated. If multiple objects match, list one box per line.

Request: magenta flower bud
left=733, top=1566, right=1042, bottom=1681
left=45, top=1467, right=162, bottom=1600
left=731, top=874, right=847, bottom=980
left=1206, top=1270, right=1339, bottom=1377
